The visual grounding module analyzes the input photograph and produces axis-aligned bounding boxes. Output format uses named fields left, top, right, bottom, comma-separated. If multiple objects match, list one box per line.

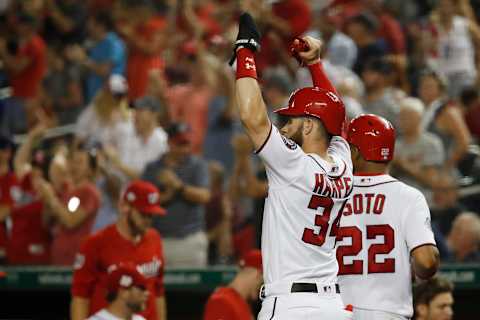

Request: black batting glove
left=229, top=12, right=261, bottom=66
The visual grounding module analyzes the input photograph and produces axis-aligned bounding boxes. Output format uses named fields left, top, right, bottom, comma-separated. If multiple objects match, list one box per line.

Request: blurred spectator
left=426, top=0, right=480, bottom=98
left=314, top=7, right=357, bottom=68
left=345, top=12, right=387, bottom=75
left=87, top=263, right=149, bottom=320
left=8, top=123, right=56, bottom=265
left=43, top=47, right=84, bottom=125
left=166, top=41, right=216, bottom=154
left=66, top=10, right=126, bottom=103
left=414, top=276, right=454, bottom=320
left=460, top=86, right=480, bottom=141
left=0, top=136, right=18, bottom=263
left=203, top=56, right=239, bottom=172
left=203, top=249, right=263, bottom=320
left=43, top=0, right=88, bottom=46
left=142, top=122, right=211, bottom=267
left=90, top=170, right=122, bottom=233
left=365, top=0, right=406, bottom=55
left=393, top=97, right=445, bottom=204
left=247, top=0, right=312, bottom=72
left=0, top=12, right=46, bottom=135
left=37, top=144, right=100, bottom=265
left=205, top=161, right=233, bottom=265
left=75, top=74, right=130, bottom=148
left=418, top=70, right=472, bottom=171
left=105, top=95, right=168, bottom=181
left=446, top=211, right=480, bottom=262
left=361, top=58, right=399, bottom=127
left=71, top=180, right=166, bottom=320
left=262, top=71, right=292, bottom=124
left=229, top=134, right=267, bottom=257
left=118, top=0, right=166, bottom=100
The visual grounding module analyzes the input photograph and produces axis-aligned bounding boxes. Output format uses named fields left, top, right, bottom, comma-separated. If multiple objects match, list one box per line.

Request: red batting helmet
left=347, top=114, right=395, bottom=162
left=274, top=87, right=346, bottom=136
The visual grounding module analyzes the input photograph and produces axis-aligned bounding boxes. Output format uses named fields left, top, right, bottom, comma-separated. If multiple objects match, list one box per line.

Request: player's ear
left=349, top=145, right=360, bottom=161
left=302, top=118, right=314, bottom=135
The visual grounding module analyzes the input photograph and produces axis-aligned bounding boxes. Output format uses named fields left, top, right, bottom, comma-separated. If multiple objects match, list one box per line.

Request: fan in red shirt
left=1, top=12, right=46, bottom=100
left=0, top=136, right=19, bottom=262
left=36, top=145, right=101, bottom=266
left=117, top=1, right=166, bottom=100
left=204, top=249, right=263, bottom=320
left=5, top=129, right=53, bottom=265
left=71, top=180, right=167, bottom=320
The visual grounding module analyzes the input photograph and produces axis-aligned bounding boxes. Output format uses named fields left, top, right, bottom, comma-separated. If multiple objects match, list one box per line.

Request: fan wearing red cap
left=203, top=250, right=263, bottom=320
left=87, top=264, right=148, bottom=320
left=336, top=114, right=439, bottom=320
left=71, top=180, right=167, bottom=320
left=231, top=12, right=353, bottom=320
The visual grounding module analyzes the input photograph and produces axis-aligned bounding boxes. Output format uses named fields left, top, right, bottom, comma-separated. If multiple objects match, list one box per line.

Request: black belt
left=291, top=283, right=340, bottom=294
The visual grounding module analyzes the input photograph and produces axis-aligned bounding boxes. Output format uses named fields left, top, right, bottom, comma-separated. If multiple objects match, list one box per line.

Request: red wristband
left=236, top=48, right=258, bottom=80
left=308, top=62, right=337, bottom=94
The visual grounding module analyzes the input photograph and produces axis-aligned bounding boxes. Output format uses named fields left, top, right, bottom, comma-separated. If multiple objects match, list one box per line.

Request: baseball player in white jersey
left=230, top=13, right=353, bottom=319
left=337, top=114, right=440, bottom=320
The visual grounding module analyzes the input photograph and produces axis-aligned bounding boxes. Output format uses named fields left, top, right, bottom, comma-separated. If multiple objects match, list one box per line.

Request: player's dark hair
left=414, top=276, right=454, bottom=306
left=106, top=291, right=118, bottom=303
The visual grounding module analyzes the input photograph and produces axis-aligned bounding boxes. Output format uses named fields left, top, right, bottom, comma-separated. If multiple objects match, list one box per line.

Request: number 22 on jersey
left=335, top=193, right=396, bottom=275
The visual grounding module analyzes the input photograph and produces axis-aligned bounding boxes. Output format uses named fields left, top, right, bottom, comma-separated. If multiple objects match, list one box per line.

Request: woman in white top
left=75, top=74, right=131, bottom=148
left=428, top=0, right=480, bottom=97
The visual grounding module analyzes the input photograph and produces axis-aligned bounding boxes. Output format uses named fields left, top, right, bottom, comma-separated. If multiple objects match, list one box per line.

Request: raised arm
left=291, top=36, right=339, bottom=94
left=231, top=13, right=271, bottom=150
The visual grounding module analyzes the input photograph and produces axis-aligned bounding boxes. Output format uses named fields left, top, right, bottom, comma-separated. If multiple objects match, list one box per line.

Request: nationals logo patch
left=281, top=135, right=298, bottom=150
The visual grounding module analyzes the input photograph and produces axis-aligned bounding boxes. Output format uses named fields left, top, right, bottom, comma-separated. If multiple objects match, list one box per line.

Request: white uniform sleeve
left=256, top=125, right=305, bottom=187
left=402, top=191, right=436, bottom=253
left=327, top=136, right=353, bottom=172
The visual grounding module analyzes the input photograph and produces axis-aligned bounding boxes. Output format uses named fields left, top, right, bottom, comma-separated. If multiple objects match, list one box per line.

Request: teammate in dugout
left=87, top=263, right=149, bottom=320
left=336, top=114, right=440, bottom=320
left=71, top=180, right=166, bottom=320
left=203, top=249, right=263, bottom=320
left=231, top=12, right=353, bottom=319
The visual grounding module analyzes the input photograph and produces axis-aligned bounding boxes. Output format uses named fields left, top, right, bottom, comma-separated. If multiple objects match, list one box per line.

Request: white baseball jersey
left=337, top=174, right=436, bottom=318
left=257, top=125, right=353, bottom=286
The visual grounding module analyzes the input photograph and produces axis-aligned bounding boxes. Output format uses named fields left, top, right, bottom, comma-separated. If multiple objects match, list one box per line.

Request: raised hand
left=229, top=12, right=261, bottom=65
left=289, top=36, right=323, bottom=66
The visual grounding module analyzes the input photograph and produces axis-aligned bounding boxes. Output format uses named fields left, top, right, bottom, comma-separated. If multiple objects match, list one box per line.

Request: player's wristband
left=308, top=62, right=337, bottom=94
left=236, top=48, right=258, bottom=80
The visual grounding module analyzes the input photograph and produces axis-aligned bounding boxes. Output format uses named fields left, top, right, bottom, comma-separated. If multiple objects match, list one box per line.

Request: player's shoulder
left=260, top=125, right=304, bottom=154
left=142, top=228, right=163, bottom=245
left=395, top=179, right=426, bottom=200
left=209, top=287, right=237, bottom=301
left=85, top=224, right=117, bottom=246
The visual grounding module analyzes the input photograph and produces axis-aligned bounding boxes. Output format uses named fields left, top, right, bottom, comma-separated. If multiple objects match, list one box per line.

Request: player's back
left=258, top=126, right=353, bottom=286
left=337, top=174, right=436, bottom=318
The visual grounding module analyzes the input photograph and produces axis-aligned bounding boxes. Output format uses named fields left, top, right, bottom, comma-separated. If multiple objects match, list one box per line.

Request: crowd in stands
left=0, top=0, right=479, bottom=268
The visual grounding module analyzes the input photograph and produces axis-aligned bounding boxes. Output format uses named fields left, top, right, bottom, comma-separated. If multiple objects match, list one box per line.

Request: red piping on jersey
left=307, top=155, right=347, bottom=179
left=255, top=124, right=273, bottom=154
left=354, top=172, right=386, bottom=176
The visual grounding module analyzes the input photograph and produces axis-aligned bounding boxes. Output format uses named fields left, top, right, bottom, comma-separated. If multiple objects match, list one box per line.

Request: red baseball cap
left=239, top=249, right=262, bottom=272
left=107, top=263, right=147, bottom=293
left=123, top=180, right=166, bottom=215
